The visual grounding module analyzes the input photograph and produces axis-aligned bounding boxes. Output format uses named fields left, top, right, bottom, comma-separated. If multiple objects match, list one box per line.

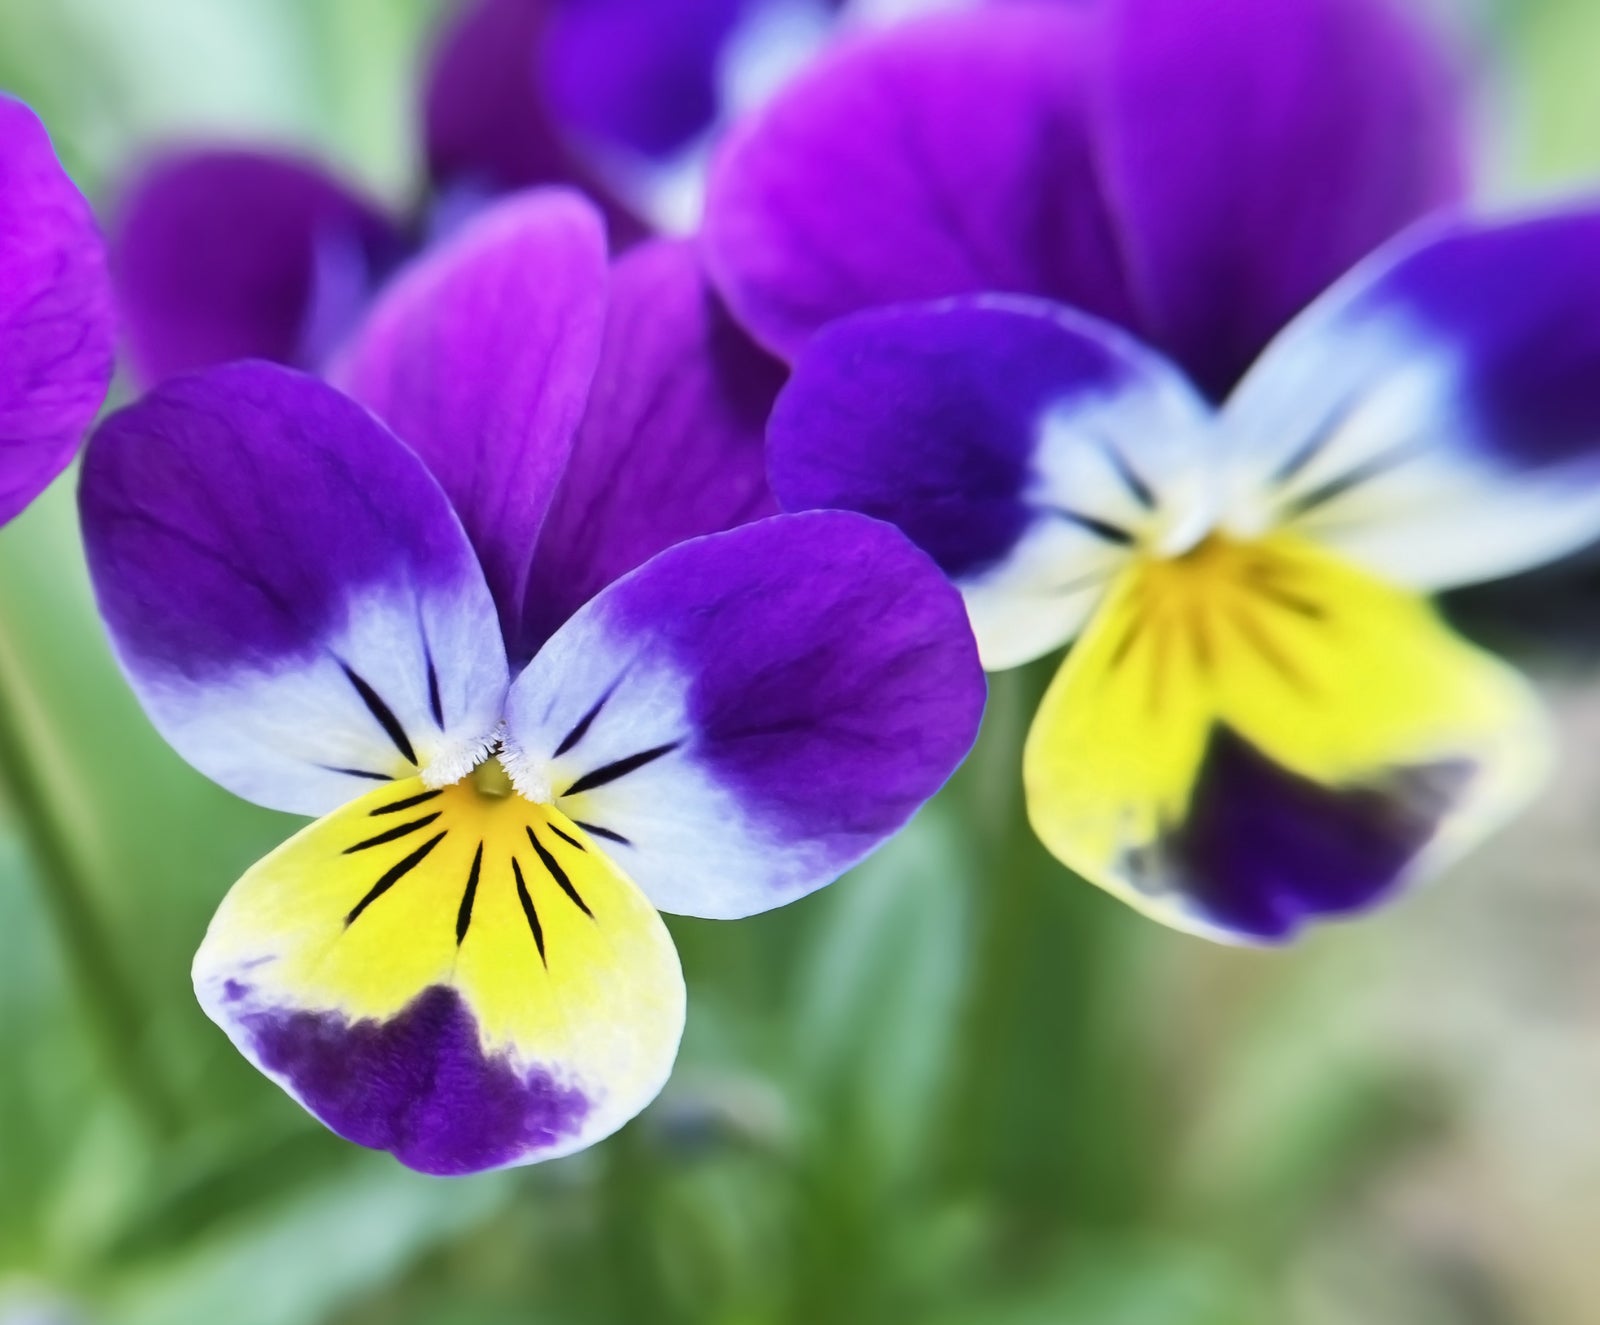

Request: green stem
left=940, top=664, right=1157, bottom=1232
left=0, top=641, right=177, bottom=1136
left=599, top=1120, right=676, bottom=1324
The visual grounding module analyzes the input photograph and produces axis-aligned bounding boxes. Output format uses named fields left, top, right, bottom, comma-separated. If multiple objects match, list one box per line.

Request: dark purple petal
left=0, top=97, right=114, bottom=524
left=520, top=238, right=783, bottom=651
left=1098, top=0, right=1469, bottom=399
left=503, top=511, right=986, bottom=919
left=702, top=3, right=1135, bottom=360
left=80, top=362, right=508, bottom=815
left=541, top=0, right=752, bottom=159
left=334, top=190, right=609, bottom=652
left=1223, top=207, right=1600, bottom=590
left=421, top=0, right=646, bottom=241
left=769, top=296, right=1210, bottom=668
left=111, top=149, right=403, bottom=385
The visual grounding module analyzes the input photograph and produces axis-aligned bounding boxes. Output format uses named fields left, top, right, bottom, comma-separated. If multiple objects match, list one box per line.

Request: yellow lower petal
left=194, top=759, right=685, bottom=1173
left=1023, top=533, right=1548, bottom=942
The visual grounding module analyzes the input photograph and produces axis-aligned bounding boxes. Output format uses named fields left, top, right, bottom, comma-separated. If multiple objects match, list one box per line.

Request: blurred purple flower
left=112, top=0, right=859, bottom=387
left=79, top=190, right=984, bottom=1174
left=727, top=0, right=1600, bottom=942
left=0, top=97, right=114, bottom=524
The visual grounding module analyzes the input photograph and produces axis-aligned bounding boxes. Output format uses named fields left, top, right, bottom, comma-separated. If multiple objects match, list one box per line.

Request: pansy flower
left=0, top=96, right=113, bottom=524
left=767, top=208, right=1600, bottom=942
left=80, top=190, right=984, bottom=1173
left=705, top=0, right=1600, bottom=942
left=111, top=0, right=884, bottom=386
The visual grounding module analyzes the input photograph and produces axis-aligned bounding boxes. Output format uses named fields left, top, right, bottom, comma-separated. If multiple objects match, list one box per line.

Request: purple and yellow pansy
left=714, top=0, right=1600, bottom=942
left=79, top=191, right=985, bottom=1173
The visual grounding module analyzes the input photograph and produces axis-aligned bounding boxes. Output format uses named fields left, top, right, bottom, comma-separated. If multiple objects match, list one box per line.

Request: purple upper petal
left=80, top=362, right=508, bottom=816
left=0, top=97, right=114, bottom=524
left=703, top=0, right=1468, bottom=387
left=503, top=512, right=986, bottom=919
left=1097, top=0, right=1469, bottom=400
left=334, top=190, right=609, bottom=655
left=421, top=0, right=646, bottom=241
left=112, top=149, right=403, bottom=386
left=520, top=238, right=783, bottom=651
left=702, top=3, right=1134, bottom=360
left=771, top=296, right=1184, bottom=580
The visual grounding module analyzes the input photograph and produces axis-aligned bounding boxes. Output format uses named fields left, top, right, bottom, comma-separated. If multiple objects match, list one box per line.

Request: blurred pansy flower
left=79, top=191, right=984, bottom=1173
left=705, top=0, right=1556, bottom=944
left=111, top=0, right=890, bottom=386
left=769, top=206, right=1600, bottom=943
left=113, top=0, right=630, bottom=387
left=0, top=97, right=113, bottom=525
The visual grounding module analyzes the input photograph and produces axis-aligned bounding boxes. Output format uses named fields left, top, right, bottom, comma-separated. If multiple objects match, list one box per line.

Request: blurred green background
left=3, top=1, right=1600, bottom=1322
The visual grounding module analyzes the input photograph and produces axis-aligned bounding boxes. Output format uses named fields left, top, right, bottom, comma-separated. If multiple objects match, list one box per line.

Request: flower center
left=1100, top=532, right=1329, bottom=700
left=424, top=736, right=554, bottom=805
left=471, top=754, right=516, bottom=798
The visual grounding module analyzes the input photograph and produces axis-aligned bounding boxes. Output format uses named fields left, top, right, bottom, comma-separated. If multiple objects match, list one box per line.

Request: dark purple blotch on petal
left=1157, top=726, right=1473, bottom=942
left=246, top=984, right=589, bottom=1176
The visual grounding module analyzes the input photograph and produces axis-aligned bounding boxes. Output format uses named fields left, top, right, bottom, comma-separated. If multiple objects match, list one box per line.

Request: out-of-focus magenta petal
left=704, top=0, right=1469, bottom=396
left=112, top=149, right=403, bottom=386
left=0, top=97, right=114, bottom=523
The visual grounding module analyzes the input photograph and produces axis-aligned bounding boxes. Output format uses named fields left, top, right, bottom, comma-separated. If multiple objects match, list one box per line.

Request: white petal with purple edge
left=501, top=512, right=985, bottom=919
left=1219, top=209, right=1600, bottom=589
left=769, top=297, right=1214, bottom=670
left=80, top=363, right=509, bottom=816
